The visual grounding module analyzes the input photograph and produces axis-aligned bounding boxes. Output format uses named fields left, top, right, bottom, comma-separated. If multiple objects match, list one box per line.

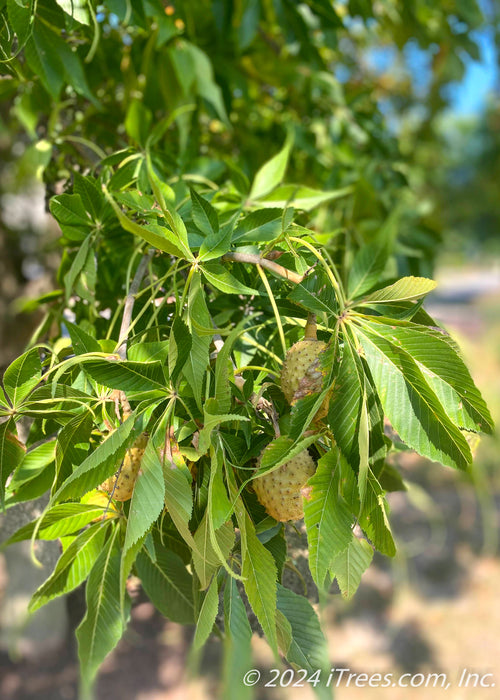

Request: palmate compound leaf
left=77, top=527, right=129, bottom=696
left=361, top=317, right=493, bottom=434
left=303, top=448, right=354, bottom=589
left=353, top=324, right=473, bottom=470
left=29, top=521, right=111, bottom=613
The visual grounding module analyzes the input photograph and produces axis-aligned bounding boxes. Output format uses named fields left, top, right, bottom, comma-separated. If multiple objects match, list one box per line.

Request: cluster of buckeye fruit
left=252, top=329, right=329, bottom=523
left=86, top=326, right=329, bottom=526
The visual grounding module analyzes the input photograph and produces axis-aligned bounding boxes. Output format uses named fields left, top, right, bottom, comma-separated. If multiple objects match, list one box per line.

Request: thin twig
left=116, top=250, right=155, bottom=359
left=222, top=251, right=305, bottom=285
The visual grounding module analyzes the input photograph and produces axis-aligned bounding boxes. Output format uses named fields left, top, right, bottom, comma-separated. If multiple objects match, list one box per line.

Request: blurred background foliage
left=1, top=1, right=500, bottom=698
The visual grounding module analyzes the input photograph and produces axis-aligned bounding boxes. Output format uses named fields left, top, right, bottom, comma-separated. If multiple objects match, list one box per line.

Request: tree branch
left=116, top=250, right=155, bottom=359
left=221, top=252, right=305, bottom=285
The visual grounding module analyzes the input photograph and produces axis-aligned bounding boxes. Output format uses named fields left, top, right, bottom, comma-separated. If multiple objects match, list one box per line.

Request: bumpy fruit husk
left=280, top=339, right=329, bottom=419
left=253, top=448, right=316, bottom=522
left=100, top=433, right=148, bottom=501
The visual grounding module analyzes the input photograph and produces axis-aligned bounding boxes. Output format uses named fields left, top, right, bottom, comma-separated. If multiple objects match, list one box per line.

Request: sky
left=447, top=28, right=498, bottom=115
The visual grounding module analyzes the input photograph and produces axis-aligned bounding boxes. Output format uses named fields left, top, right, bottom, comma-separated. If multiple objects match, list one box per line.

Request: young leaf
left=183, top=272, right=212, bottom=409
left=77, top=528, right=129, bottom=694
left=192, top=575, right=219, bottom=652
left=29, top=522, right=110, bottom=613
left=303, top=449, right=354, bottom=589
left=330, top=534, right=373, bottom=599
left=249, top=135, right=293, bottom=200
left=135, top=547, right=195, bottom=624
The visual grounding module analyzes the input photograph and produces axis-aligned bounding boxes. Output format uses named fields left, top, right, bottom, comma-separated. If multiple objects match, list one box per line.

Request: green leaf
left=257, top=184, right=352, bottom=211
left=168, top=316, right=192, bottom=385
left=123, top=438, right=165, bottom=552
left=50, top=193, right=92, bottom=231
left=3, top=347, right=42, bottom=407
left=0, top=420, right=26, bottom=507
left=77, top=528, right=129, bottom=694
left=7, top=0, right=33, bottom=47
left=66, top=322, right=101, bottom=355
left=190, top=188, right=219, bottom=236
left=83, top=359, right=167, bottom=393
left=360, top=276, right=437, bottom=304
left=199, top=223, right=233, bottom=262
left=192, top=513, right=235, bottom=590
left=250, top=134, right=293, bottom=199
left=25, top=22, right=64, bottom=99
left=362, top=318, right=493, bottom=434
left=240, top=513, right=278, bottom=655
left=355, top=325, right=473, bottom=470
left=1, top=503, right=106, bottom=547
left=256, top=434, right=319, bottom=474
left=232, top=209, right=282, bottom=243
left=303, top=449, right=354, bottom=588
left=193, top=575, right=219, bottom=651
left=222, top=578, right=253, bottom=700
left=348, top=241, right=390, bottom=299
left=202, top=262, right=259, bottom=296
left=29, top=522, right=110, bottom=613
left=54, top=411, right=93, bottom=490
left=53, top=413, right=139, bottom=502
left=104, top=188, right=193, bottom=259
left=135, top=547, right=194, bottom=623
left=64, top=234, right=93, bottom=300
left=331, top=535, right=373, bottom=599
left=163, top=466, right=196, bottom=552
left=73, top=173, right=103, bottom=221
left=8, top=439, right=55, bottom=492
left=276, top=585, right=331, bottom=678
left=183, top=273, right=211, bottom=408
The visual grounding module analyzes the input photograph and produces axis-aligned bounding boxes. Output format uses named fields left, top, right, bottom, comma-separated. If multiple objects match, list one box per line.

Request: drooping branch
left=221, top=251, right=305, bottom=285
